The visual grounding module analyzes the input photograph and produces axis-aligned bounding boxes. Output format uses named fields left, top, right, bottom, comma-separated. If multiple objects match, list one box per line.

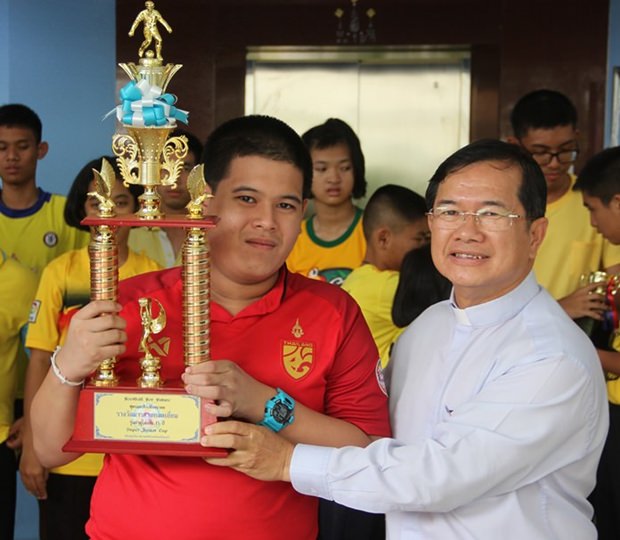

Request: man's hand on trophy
left=182, top=360, right=274, bottom=422
left=202, top=420, right=293, bottom=483
left=559, top=283, right=608, bottom=320
left=57, top=300, right=127, bottom=382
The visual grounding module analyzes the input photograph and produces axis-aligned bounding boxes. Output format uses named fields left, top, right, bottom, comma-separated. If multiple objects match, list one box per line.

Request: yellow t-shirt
left=0, top=191, right=89, bottom=279
left=286, top=207, right=366, bottom=286
left=0, top=251, right=37, bottom=444
left=342, top=264, right=403, bottom=368
left=26, top=247, right=161, bottom=475
left=533, top=176, right=620, bottom=299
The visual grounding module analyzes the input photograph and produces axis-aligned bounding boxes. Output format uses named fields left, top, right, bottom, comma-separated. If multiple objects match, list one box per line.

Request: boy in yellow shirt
left=342, top=184, right=429, bottom=368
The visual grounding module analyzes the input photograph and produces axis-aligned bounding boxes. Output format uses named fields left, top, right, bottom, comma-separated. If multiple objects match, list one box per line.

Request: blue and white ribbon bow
left=111, top=80, right=189, bottom=127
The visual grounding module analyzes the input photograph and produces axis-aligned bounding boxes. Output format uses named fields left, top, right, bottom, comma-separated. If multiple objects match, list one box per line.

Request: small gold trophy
left=64, top=3, right=223, bottom=457
left=575, top=271, right=620, bottom=350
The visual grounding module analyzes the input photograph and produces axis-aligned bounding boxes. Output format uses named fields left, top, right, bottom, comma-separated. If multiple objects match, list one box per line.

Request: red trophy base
left=63, top=378, right=227, bottom=458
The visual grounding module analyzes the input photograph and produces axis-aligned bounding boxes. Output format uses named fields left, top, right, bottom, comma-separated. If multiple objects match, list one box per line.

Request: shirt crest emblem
left=282, top=340, right=313, bottom=380
left=29, top=300, right=41, bottom=323
left=291, top=318, right=304, bottom=338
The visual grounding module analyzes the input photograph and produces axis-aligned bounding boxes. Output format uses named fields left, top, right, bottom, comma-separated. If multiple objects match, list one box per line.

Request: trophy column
left=89, top=223, right=120, bottom=386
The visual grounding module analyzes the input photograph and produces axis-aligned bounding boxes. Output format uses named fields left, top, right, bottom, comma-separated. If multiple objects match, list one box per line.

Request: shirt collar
left=450, top=271, right=540, bottom=327
left=0, top=188, right=51, bottom=217
left=211, top=266, right=287, bottom=321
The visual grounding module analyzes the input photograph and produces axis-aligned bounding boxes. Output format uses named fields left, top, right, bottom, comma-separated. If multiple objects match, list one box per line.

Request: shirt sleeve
left=25, top=258, right=65, bottom=352
left=291, top=353, right=606, bottom=514
left=323, top=294, right=391, bottom=437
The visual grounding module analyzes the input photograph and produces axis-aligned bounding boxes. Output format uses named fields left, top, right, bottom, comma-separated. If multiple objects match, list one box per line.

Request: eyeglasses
left=427, top=207, right=523, bottom=232
left=529, top=148, right=579, bottom=166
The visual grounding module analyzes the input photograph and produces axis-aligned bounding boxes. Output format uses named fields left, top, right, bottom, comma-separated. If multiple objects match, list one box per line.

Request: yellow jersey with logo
left=286, top=207, right=366, bottom=286
left=26, top=247, right=160, bottom=475
left=0, top=190, right=88, bottom=278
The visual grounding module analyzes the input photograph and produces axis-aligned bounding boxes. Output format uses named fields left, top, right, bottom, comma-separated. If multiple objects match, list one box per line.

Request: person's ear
left=506, top=136, right=519, bottom=146
left=611, top=194, right=620, bottom=213
left=529, top=217, right=548, bottom=259
left=377, top=227, right=391, bottom=249
left=37, top=141, right=49, bottom=160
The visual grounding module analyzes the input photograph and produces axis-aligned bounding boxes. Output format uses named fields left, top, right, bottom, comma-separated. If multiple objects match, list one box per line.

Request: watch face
left=272, top=401, right=292, bottom=424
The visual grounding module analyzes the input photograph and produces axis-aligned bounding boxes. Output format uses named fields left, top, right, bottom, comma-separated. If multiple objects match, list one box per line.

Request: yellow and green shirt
left=286, top=207, right=366, bottom=286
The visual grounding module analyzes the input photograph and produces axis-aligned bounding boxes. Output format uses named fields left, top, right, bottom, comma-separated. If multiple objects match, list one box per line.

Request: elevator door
left=246, top=48, right=470, bottom=202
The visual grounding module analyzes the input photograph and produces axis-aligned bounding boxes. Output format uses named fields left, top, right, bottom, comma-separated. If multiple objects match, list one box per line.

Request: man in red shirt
left=30, top=115, right=391, bottom=540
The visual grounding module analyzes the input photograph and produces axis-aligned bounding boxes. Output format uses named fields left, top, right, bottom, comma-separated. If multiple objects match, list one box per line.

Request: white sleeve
left=290, top=354, right=607, bottom=514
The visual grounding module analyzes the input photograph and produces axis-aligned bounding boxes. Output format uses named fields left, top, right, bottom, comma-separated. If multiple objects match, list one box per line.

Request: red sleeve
left=324, top=293, right=392, bottom=437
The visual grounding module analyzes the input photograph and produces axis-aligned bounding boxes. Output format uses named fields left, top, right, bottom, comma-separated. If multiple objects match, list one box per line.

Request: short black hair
left=362, top=184, right=427, bottom=240
left=173, top=128, right=203, bottom=164
left=0, top=103, right=43, bottom=143
left=64, top=156, right=141, bottom=230
left=391, top=244, right=452, bottom=327
left=302, top=118, right=367, bottom=199
left=510, top=89, right=577, bottom=140
left=425, top=139, right=547, bottom=221
left=574, top=146, right=620, bottom=204
left=201, top=115, right=312, bottom=198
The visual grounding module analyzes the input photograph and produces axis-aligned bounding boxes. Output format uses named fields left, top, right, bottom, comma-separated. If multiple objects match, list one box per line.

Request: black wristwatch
left=258, top=388, right=295, bottom=432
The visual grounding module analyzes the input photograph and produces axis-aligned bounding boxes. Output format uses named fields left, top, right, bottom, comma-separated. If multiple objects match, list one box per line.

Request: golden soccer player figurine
left=128, top=1, right=172, bottom=61
left=138, top=297, right=167, bottom=387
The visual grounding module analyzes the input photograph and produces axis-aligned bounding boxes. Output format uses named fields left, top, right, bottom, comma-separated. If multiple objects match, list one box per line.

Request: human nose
left=454, top=212, right=484, bottom=236
left=326, top=167, right=341, bottom=183
left=6, top=145, right=18, bottom=161
left=253, top=203, right=276, bottom=230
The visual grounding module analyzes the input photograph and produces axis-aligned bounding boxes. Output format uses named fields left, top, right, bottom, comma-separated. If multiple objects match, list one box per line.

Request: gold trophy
left=64, top=2, right=223, bottom=457
left=575, top=271, right=620, bottom=350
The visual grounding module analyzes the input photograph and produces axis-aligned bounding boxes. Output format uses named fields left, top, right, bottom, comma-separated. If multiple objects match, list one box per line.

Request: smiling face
left=309, top=142, right=355, bottom=206
left=429, top=160, right=547, bottom=308
left=207, top=155, right=306, bottom=296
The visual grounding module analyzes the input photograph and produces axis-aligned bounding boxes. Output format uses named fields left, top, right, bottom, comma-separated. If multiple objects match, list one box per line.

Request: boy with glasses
left=508, top=89, right=620, bottom=320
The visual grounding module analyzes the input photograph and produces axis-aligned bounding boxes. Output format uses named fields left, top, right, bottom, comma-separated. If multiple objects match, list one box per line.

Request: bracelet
left=49, top=346, right=85, bottom=387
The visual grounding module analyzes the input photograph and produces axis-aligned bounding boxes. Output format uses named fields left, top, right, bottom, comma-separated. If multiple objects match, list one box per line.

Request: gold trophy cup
left=64, top=3, right=223, bottom=457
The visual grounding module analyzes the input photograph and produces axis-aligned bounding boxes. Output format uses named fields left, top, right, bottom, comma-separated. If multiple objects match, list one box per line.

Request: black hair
left=201, top=115, right=312, bottom=198
left=510, top=89, right=577, bottom=140
left=425, top=139, right=547, bottom=221
left=362, top=184, right=427, bottom=240
left=173, top=128, right=203, bottom=164
left=302, top=118, right=367, bottom=199
left=391, top=244, right=452, bottom=327
left=64, top=156, right=141, bottom=231
left=574, top=146, right=620, bottom=204
left=0, top=103, right=43, bottom=143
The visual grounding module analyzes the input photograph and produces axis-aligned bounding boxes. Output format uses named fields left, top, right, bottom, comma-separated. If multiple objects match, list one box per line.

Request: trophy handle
left=161, top=135, right=188, bottom=186
left=112, top=133, right=140, bottom=186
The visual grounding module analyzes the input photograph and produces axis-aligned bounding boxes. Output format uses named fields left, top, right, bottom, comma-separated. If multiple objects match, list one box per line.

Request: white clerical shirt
left=291, top=272, right=608, bottom=539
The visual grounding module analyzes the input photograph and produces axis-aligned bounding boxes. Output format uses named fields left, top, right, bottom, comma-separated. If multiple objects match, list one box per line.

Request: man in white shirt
left=202, top=139, right=609, bottom=540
